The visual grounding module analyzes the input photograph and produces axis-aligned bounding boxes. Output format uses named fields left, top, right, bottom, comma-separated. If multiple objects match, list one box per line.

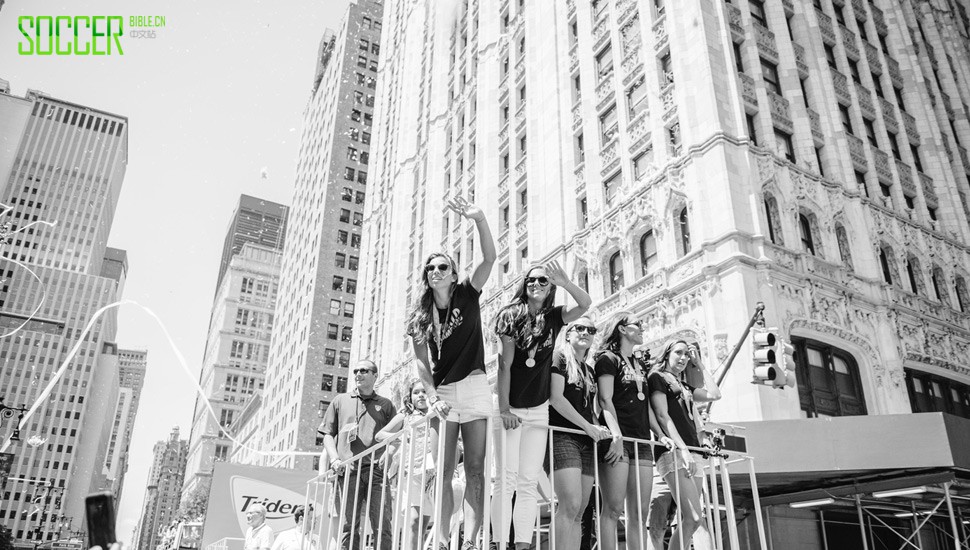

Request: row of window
left=338, top=208, right=363, bottom=226
left=343, top=167, right=368, bottom=186
left=594, top=209, right=690, bottom=295
left=328, top=299, right=355, bottom=318
left=336, top=230, right=361, bottom=248
left=326, top=323, right=353, bottom=342
left=331, top=276, right=358, bottom=294
left=357, top=37, right=380, bottom=56
left=334, top=252, right=359, bottom=271
left=321, top=371, right=349, bottom=391
left=346, top=147, right=370, bottom=165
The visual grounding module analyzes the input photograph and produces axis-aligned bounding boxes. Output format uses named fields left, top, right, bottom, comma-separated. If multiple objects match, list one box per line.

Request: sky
left=0, top=0, right=349, bottom=541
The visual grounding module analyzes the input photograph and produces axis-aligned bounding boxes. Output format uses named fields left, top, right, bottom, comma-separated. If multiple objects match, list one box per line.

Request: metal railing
left=304, top=414, right=766, bottom=550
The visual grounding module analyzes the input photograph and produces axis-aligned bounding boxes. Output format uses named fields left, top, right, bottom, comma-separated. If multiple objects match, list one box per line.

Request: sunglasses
left=525, top=276, right=550, bottom=286
left=623, top=320, right=644, bottom=330
left=425, top=263, right=451, bottom=273
left=570, top=325, right=597, bottom=335
left=353, top=368, right=376, bottom=375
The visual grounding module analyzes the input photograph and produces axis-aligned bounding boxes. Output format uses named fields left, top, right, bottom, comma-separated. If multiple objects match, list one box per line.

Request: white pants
left=490, top=403, right=549, bottom=544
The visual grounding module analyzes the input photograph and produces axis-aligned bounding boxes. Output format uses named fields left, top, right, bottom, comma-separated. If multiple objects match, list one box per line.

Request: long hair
left=402, top=378, right=427, bottom=414
left=595, top=310, right=635, bottom=356
left=492, top=265, right=558, bottom=349
left=556, top=318, right=596, bottom=391
left=652, top=339, right=690, bottom=376
left=405, top=252, right=459, bottom=343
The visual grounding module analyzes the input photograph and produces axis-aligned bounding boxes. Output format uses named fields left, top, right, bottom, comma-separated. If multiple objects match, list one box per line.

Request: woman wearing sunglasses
left=549, top=317, right=611, bottom=550
left=490, top=262, right=591, bottom=549
left=648, top=340, right=720, bottom=550
left=406, top=196, right=496, bottom=550
left=594, top=311, right=669, bottom=550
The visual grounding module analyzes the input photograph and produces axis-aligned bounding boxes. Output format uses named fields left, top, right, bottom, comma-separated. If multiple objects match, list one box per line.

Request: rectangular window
left=338, top=351, right=351, bottom=368
left=596, top=45, right=614, bottom=83
left=341, top=327, right=353, bottom=342
left=761, top=59, right=781, bottom=94
left=746, top=114, right=759, bottom=145
left=749, top=0, right=767, bottom=25
left=600, top=103, right=618, bottom=144
left=356, top=191, right=366, bottom=204
left=633, top=148, right=654, bottom=179
left=332, top=276, right=344, bottom=291
left=347, top=147, right=358, bottom=161
left=335, top=253, right=346, bottom=268
left=346, top=279, right=357, bottom=294
left=342, top=187, right=354, bottom=201
left=353, top=212, right=363, bottom=226
left=344, top=167, right=356, bottom=180
left=863, top=119, right=878, bottom=147
left=344, top=302, right=355, bottom=318
left=626, top=76, right=648, bottom=119
left=604, top=173, right=621, bottom=205
left=733, top=43, right=745, bottom=72
left=824, top=45, right=837, bottom=69
left=327, top=324, right=339, bottom=340
left=351, top=234, right=361, bottom=248
left=349, top=256, right=359, bottom=270
left=336, top=376, right=348, bottom=393
left=774, top=130, right=796, bottom=162
left=578, top=196, right=588, bottom=229
left=337, top=230, right=348, bottom=245
left=329, top=299, right=341, bottom=316
left=339, top=209, right=351, bottom=223
left=839, top=106, right=853, bottom=134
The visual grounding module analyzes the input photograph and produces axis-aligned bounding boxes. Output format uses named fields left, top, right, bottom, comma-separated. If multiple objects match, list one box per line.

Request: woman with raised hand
left=376, top=379, right=439, bottom=550
left=594, top=312, right=669, bottom=550
left=549, top=317, right=611, bottom=550
left=406, top=196, right=496, bottom=550
left=491, top=262, right=591, bottom=549
left=648, top=341, right=721, bottom=550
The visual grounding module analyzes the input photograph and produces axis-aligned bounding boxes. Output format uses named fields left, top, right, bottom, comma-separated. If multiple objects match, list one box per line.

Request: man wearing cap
left=243, top=503, right=274, bottom=550
left=319, top=359, right=396, bottom=550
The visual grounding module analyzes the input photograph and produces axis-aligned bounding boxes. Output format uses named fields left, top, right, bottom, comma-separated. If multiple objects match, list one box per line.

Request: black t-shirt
left=505, top=306, right=565, bottom=408
left=647, top=371, right=699, bottom=460
left=549, top=351, right=596, bottom=430
left=594, top=351, right=652, bottom=441
left=427, top=279, right=486, bottom=387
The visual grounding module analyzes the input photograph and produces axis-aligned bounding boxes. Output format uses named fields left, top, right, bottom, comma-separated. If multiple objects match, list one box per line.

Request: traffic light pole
left=705, top=302, right=765, bottom=416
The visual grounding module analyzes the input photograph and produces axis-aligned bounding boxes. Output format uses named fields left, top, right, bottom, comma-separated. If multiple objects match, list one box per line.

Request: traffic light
left=775, top=339, right=797, bottom=388
left=751, top=327, right=778, bottom=385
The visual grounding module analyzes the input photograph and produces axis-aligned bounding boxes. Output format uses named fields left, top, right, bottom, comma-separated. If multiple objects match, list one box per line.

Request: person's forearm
left=497, top=363, right=512, bottom=411
left=598, top=399, right=623, bottom=437
left=550, top=394, right=595, bottom=432
left=658, top=416, right=690, bottom=449
left=323, top=434, right=338, bottom=465
left=700, top=363, right=722, bottom=400
left=561, top=281, right=592, bottom=309
left=475, top=216, right=497, bottom=263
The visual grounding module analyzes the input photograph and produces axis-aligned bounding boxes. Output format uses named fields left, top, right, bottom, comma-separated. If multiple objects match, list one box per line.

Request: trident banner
left=200, top=463, right=317, bottom=550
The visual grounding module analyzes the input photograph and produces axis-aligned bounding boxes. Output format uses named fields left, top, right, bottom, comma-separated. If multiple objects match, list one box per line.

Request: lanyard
left=431, top=295, right=453, bottom=361
left=626, top=355, right=646, bottom=401
left=524, top=312, right=544, bottom=367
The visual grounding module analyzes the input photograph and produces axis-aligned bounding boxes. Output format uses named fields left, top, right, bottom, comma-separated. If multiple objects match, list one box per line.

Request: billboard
left=200, top=463, right=318, bottom=550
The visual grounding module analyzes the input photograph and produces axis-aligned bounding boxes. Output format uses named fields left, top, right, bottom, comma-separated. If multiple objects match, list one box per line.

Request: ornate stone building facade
left=355, top=0, right=970, bottom=427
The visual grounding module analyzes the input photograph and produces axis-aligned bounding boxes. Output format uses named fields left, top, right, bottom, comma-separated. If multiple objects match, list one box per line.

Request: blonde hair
left=556, top=317, right=596, bottom=391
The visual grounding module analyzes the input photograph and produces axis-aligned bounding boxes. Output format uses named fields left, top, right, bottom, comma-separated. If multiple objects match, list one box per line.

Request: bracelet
left=428, top=395, right=440, bottom=405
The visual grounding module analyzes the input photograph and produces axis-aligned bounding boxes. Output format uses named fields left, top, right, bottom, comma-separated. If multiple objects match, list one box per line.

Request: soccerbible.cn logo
left=17, top=15, right=167, bottom=55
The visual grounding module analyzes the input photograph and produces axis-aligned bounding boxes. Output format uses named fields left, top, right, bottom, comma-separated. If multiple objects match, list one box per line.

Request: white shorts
left=656, top=449, right=705, bottom=479
left=436, top=373, right=496, bottom=424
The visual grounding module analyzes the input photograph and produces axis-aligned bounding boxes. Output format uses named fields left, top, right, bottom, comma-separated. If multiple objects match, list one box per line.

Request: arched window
left=676, top=206, right=691, bottom=257
left=798, top=213, right=815, bottom=255
left=639, top=230, right=657, bottom=276
left=931, top=266, right=948, bottom=305
left=956, top=277, right=969, bottom=313
left=764, top=195, right=784, bottom=245
left=905, top=256, right=924, bottom=295
left=835, top=223, right=853, bottom=270
left=793, top=337, right=867, bottom=417
left=577, top=267, right=589, bottom=293
left=608, top=251, right=624, bottom=294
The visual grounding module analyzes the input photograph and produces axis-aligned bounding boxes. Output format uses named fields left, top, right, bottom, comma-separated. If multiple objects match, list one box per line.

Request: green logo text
left=18, top=16, right=124, bottom=56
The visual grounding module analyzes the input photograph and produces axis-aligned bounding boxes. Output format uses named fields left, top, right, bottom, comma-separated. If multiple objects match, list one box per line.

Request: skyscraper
left=252, top=0, right=383, bottom=471
left=355, top=0, right=970, bottom=539
left=0, top=86, right=130, bottom=546
left=182, top=195, right=286, bottom=498
left=214, top=195, right=288, bottom=297
left=133, top=428, right=187, bottom=550
left=105, top=348, right=148, bottom=503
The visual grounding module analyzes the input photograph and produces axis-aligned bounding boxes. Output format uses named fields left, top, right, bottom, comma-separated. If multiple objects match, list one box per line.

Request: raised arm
left=447, top=197, right=495, bottom=291
left=686, top=344, right=722, bottom=402
left=544, top=260, right=592, bottom=324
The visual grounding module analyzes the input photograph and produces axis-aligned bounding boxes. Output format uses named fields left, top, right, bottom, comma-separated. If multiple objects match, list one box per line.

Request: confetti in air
left=260, top=167, right=269, bottom=179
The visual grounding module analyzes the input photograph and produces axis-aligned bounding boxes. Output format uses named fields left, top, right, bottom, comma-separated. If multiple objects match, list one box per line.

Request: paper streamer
left=1, top=299, right=318, bottom=458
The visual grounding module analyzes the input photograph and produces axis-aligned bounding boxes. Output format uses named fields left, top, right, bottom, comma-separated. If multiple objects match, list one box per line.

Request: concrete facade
left=182, top=241, right=281, bottom=498
left=0, top=87, right=130, bottom=546
left=252, top=0, right=383, bottom=471
left=106, top=348, right=147, bottom=504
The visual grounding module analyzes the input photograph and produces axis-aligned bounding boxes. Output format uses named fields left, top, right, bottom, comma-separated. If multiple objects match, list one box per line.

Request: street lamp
left=0, top=396, right=28, bottom=442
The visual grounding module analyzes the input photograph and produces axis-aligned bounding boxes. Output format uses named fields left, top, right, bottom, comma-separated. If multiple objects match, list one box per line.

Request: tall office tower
left=133, top=428, right=188, bottom=550
left=356, top=0, right=970, bottom=539
left=104, top=348, right=148, bottom=503
left=252, top=0, right=383, bottom=471
left=0, top=87, right=129, bottom=547
left=182, top=238, right=283, bottom=498
left=214, top=195, right=288, bottom=297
